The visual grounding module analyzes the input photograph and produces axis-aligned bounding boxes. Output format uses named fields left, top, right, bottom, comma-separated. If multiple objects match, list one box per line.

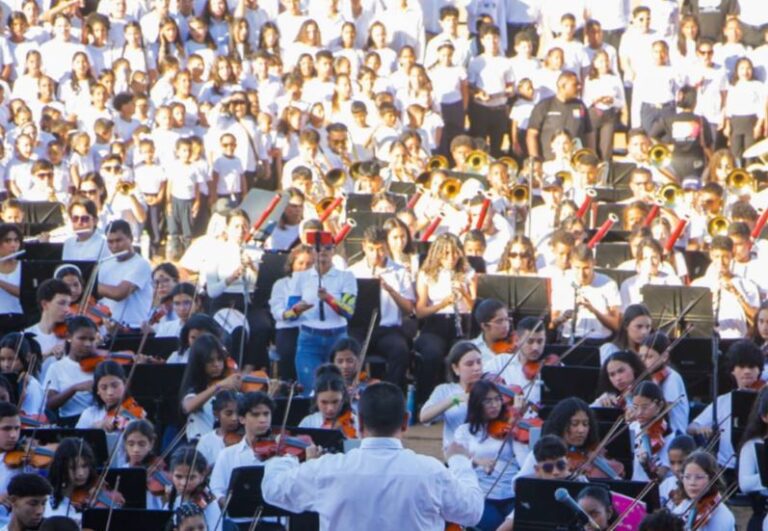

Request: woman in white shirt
left=739, top=386, right=768, bottom=531
left=453, top=379, right=520, bottom=530
left=57, top=52, right=96, bottom=123
left=365, top=21, right=397, bottom=76
left=285, top=19, right=322, bottom=69
left=269, top=244, right=315, bottom=382
left=669, top=15, right=700, bottom=72
left=674, top=451, right=736, bottom=530
left=420, top=341, right=484, bottom=450
left=332, top=22, right=363, bottom=78
left=724, top=57, right=767, bottom=163
left=414, top=234, right=477, bottom=404
left=582, top=49, right=625, bottom=161
left=0, top=224, right=24, bottom=334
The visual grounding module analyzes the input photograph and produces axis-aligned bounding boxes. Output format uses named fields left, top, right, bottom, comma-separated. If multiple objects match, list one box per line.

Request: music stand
left=540, top=366, right=599, bottom=405
left=594, top=204, right=625, bottom=227
left=21, top=429, right=108, bottom=466
left=282, top=426, right=346, bottom=453
left=99, top=468, right=148, bottom=509
left=82, top=509, right=172, bottom=530
left=598, top=421, right=634, bottom=479
left=476, top=275, right=550, bottom=323
left=19, top=223, right=60, bottom=238
left=272, top=397, right=311, bottom=427
left=107, top=335, right=179, bottom=360
left=544, top=344, right=600, bottom=368
left=591, top=479, right=660, bottom=511
left=641, top=286, right=714, bottom=338
left=596, top=268, right=635, bottom=290
left=732, top=390, right=759, bottom=452
left=667, top=338, right=720, bottom=402
left=388, top=182, right=415, bottom=196
left=683, top=250, right=711, bottom=281
left=22, top=242, right=63, bottom=260
left=607, top=162, right=637, bottom=189
left=21, top=260, right=96, bottom=322
left=350, top=278, right=380, bottom=328
left=591, top=187, right=633, bottom=203
left=129, top=364, right=186, bottom=434
left=345, top=194, right=406, bottom=213
left=345, top=212, right=393, bottom=241
left=594, top=243, right=631, bottom=269
left=21, top=201, right=65, bottom=226
left=253, top=252, right=288, bottom=308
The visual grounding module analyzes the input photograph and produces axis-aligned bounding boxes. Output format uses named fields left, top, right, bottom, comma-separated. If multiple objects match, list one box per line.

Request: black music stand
left=253, top=252, right=289, bottom=308
left=21, top=260, right=96, bottom=322
left=641, top=285, right=714, bottom=338
left=758, top=442, right=768, bottom=488
left=607, top=162, right=637, bottom=189
left=281, top=426, right=346, bottom=453
left=99, top=468, right=148, bottom=509
left=21, top=429, right=108, bottom=466
left=272, top=397, right=311, bottom=427
left=107, top=335, right=179, bottom=360
left=544, top=344, right=600, bottom=368
left=732, top=390, right=759, bottom=452
left=540, top=366, right=599, bottom=405
left=596, top=268, right=635, bottom=290
left=597, top=420, right=634, bottom=479
left=82, top=509, right=173, bottom=530
left=476, top=275, right=550, bottom=323
left=388, top=182, right=415, bottom=196
left=667, top=338, right=720, bottom=402
left=129, top=364, right=186, bottom=435
left=21, top=201, right=65, bottom=226
left=594, top=243, right=631, bottom=269
left=683, top=250, right=711, bottom=281
left=594, top=204, right=625, bottom=227
left=345, top=193, right=406, bottom=213
left=226, top=466, right=319, bottom=529
left=22, top=242, right=63, bottom=260
left=345, top=212, right=393, bottom=243
left=591, top=478, right=660, bottom=511
left=19, top=223, right=61, bottom=238
left=350, top=278, right=380, bottom=328
left=591, top=187, right=633, bottom=203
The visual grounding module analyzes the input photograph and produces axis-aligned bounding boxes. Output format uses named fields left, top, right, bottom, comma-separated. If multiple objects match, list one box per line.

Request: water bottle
left=406, top=384, right=417, bottom=425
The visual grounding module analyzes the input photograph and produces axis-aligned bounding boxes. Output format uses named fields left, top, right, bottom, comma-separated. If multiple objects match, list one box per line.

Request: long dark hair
left=122, top=419, right=157, bottom=467
left=465, top=380, right=505, bottom=437
left=741, top=386, right=768, bottom=448
left=91, top=360, right=127, bottom=408
left=613, top=304, right=651, bottom=351
left=542, top=397, right=599, bottom=450
left=597, top=350, right=647, bottom=396
left=179, top=314, right=225, bottom=353
left=311, top=364, right=352, bottom=416
left=48, top=438, right=98, bottom=508
left=166, top=446, right=209, bottom=509
left=179, top=333, right=229, bottom=400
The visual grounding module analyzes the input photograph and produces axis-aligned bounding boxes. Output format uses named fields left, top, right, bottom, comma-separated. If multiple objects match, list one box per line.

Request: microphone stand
left=712, top=279, right=722, bottom=431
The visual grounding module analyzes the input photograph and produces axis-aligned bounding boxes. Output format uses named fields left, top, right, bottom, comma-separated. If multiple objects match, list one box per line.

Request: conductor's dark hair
left=359, top=382, right=405, bottom=436
left=8, top=473, right=53, bottom=497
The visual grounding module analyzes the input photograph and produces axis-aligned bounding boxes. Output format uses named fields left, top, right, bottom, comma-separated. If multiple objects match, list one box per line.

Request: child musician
left=164, top=447, right=221, bottom=531
left=299, top=365, right=358, bottom=439
left=196, top=390, right=241, bottom=465
left=628, top=382, right=673, bottom=482
left=672, top=451, right=736, bottom=530
left=638, top=332, right=689, bottom=435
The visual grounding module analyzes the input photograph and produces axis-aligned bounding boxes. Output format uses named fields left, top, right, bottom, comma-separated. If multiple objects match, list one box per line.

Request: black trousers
left=588, top=107, right=617, bottom=160
left=469, top=103, right=508, bottom=158
left=275, top=326, right=299, bottom=381
left=730, top=115, right=758, bottom=163
left=211, top=293, right=274, bottom=369
left=349, top=325, right=410, bottom=390
left=413, top=314, right=463, bottom=405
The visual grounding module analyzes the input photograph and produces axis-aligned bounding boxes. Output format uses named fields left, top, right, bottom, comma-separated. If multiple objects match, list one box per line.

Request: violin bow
left=213, top=491, right=234, bottom=531
left=352, top=308, right=379, bottom=388
left=180, top=448, right=200, bottom=505
left=605, top=478, right=659, bottom=531
left=103, top=476, right=121, bottom=530
left=110, top=324, right=151, bottom=428
left=630, top=395, right=686, bottom=451
left=276, top=383, right=297, bottom=455
left=16, top=355, right=38, bottom=411
left=679, top=455, right=735, bottom=521
left=10, top=332, right=25, bottom=380
left=568, top=414, right=626, bottom=480
left=147, top=428, right=188, bottom=477
left=691, top=482, right=739, bottom=531
left=704, top=413, right=732, bottom=454
left=247, top=505, right=265, bottom=531
left=21, top=381, right=50, bottom=464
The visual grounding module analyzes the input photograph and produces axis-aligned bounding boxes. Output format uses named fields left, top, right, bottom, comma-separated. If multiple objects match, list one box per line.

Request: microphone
left=554, top=488, right=599, bottom=529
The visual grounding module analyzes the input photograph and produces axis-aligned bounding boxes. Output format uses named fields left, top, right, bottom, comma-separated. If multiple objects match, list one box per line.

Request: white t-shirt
left=0, top=262, right=22, bottom=314
left=42, top=356, right=93, bottom=418
left=420, top=382, right=467, bottom=450
left=133, top=163, right=167, bottom=196
left=62, top=232, right=110, bottom=262
left=98, top=253, right=153, bottom=328
left=552, top=272, right=621, bottom=339
left=212, top=155, right=244, bottom=195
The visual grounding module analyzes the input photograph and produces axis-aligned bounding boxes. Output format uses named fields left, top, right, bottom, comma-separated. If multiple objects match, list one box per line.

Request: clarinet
left=570, top=282, right=580, bottom=346
left=452, top=279, right=464, bottom=338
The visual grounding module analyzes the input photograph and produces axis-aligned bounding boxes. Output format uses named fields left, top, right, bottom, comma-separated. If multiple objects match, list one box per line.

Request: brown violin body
left=106, top=397, right=147, bottom=430
left=4, top=439, right=58, bottom=469
left=322, top=410, right=357, bottom=439
left=567, top=448, right=625, bottom=480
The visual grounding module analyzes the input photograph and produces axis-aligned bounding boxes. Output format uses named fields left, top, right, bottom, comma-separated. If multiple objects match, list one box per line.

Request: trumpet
left=427, top=155, right=449, bottom=171
left=323, top=168, right=347, bottom=190
left=315, top=196, right=344, bottom=217
left=649, top=144, right=672, bottom=167
left=116, top=181, right=135, bottom=194
left=509, top=184, right=529, bottom=206
left=658, top=183, right=682, bottom=208
left=438, top=177, right=462, bottom=202
left=707, top=215, right=729, bottom=237
left=726, top=168, right=754, bottom=196
left=415, top=171, right=432, bottom=190
left=571, top=148, right=598, bottom=167
left=349, top=161, right=365, bottom=180
left=555, top=171, right=573, bottom=188
left=497, top=156, right=519, bottom=176
left=466, top=150, right=489, bottom=173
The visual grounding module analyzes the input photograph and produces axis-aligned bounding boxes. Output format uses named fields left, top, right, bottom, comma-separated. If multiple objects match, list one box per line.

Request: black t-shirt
left=649, top=111, right=710, bottom=156
left=528, top=96, right=592, bottom=160
left=683, top=0, right=739, bottom=40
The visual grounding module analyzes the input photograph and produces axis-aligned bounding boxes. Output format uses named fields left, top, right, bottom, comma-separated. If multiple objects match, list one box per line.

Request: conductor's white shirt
left=262, top=437, right=484, bottom=531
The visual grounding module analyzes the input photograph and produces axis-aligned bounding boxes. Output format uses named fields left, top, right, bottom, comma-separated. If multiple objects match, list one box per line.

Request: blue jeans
left=478, top=498, right=515, bottom=531
left=295, top=325, right=346, bottom=393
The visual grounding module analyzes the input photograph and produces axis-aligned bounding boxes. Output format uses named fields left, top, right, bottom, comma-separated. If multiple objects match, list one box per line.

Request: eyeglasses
left=507, top=252, right=529, bottom=258
left=71, top=215, right=92, bottom=224
left=698, top=49, right=714, bottom=55
left=80, top=189, right=99, bottom=196
left=540, top=459, right=568, bottom=474
left=481, top=395, right=503, bottom=406
left=221, top=142, right=236, bottom=147
left=102, top=165, right=121, bottom=172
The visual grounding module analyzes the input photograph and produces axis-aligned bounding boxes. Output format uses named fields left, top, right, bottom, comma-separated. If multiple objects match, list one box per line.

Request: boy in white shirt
left=133, top=138, right=167, bottom=257
left=166, top=137, right=202, bottom=259
left=211, top=133, right=246, bottom=208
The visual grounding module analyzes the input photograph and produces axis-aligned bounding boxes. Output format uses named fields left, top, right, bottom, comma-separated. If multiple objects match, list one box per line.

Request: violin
left=79, top=350, right=135, bottom=372
left=322, top=410, right=357, bottom=439
left=750, top=379, right=766, bottom=392
left=71, top=298, right=113, bottom=328
left=566, top=448, right=625, bottom=480
left=224, top=429, right=244, bottom=447
left=4, top=439, right=58, bottom=469
left=148, top=306, right=167, bottom=326
left=687, top=492, right=720, bottom=530
left=491, top=336, right=515, bottom=355
left=251, top=431, right=315, bottom=461
left=71, top=485, right=125, bottom=511
left=188, top=487, right=217, bottom=510
left=105, top=397, right=146, bottom=430
left=643, top=418, right=667, bottom=456
left=487, top=409, right=543, bottom=444
left=53, top=322, right=68, bottom=339
left=348, top=372, right=379, bottom=401
left=146, top=458, right=173, bottom=497
left=19, top=412, right=50, bottom=429
left=522, top=354, right=560, bottom=381
left=651, top=367, right=670, bottom=386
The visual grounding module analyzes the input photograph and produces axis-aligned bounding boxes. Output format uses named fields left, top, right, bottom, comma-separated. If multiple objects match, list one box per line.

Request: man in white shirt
left=62, top=197, right=110, bottom=261
left=551, top=244, right=621, bottom=341
left=692, top=235, right=760, bottom=339
left=97, top=220, right=153, bottom=329
left=348, top=227, right=415, bottom=389
left=618, top=6, right=656, bottom=91
left=263, top=382, right=484, bottom=531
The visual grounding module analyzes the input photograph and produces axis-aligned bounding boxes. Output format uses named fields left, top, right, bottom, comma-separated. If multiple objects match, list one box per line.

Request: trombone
left=466, top=150, right=489, bottom=173
left=726, top=168, right=754, bottom=196
left=658, top=183, right=682, bottom=208
left=649, top=144, right=672, bottom=167
left=707, top=215, right=730, bottom=237
left=437, top=177, right=462, bottom=203
left=427, top=155, right=449, bottom=171
left=509, top=184, right=529, bottom=206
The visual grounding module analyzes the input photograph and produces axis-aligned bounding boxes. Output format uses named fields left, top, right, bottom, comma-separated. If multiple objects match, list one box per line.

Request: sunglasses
left=540, top=459, right=568, bottom=474
left=71, top=215, right=92, bottom=223
left=80, top=189, right=99, bottom=195
left=507, top=252, right=529, bottom=258
left=102, top=165, right=121, bottom=172
left=35, top=172, right=53, bottom=178
left=221, top=142, right=236, bottom=147
left=698, top=49, right=714, bottom=55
